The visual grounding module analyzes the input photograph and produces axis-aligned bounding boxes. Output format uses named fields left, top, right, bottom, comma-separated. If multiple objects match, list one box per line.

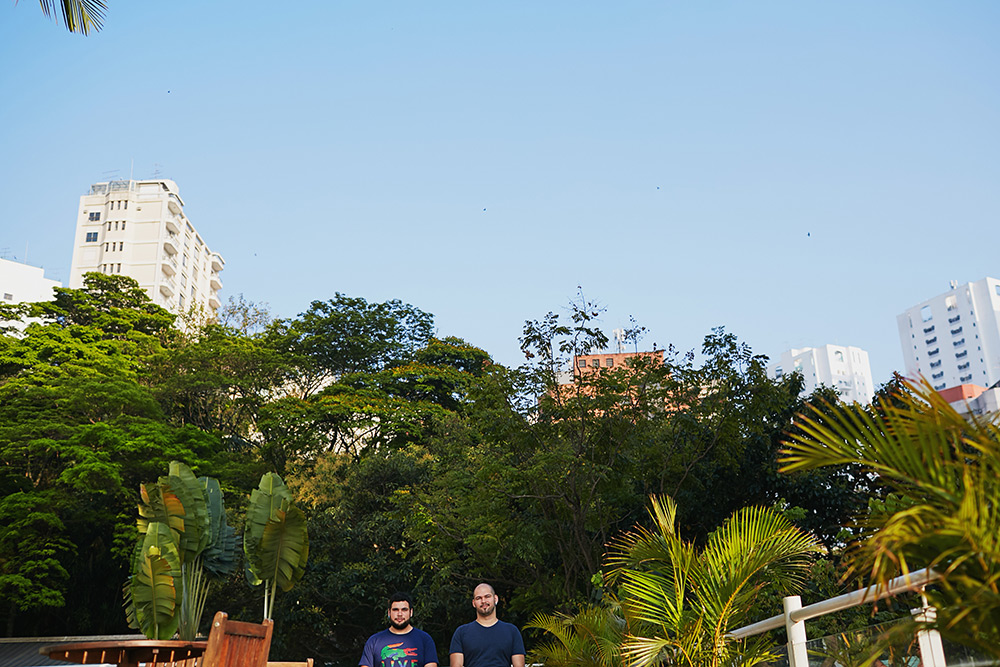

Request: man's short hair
left=388, top=591, right=414, bottom=609
left=473, top=582, right=496, bottom=596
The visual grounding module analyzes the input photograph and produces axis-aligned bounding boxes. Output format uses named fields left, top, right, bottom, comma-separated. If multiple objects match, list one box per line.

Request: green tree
left=266, top=294, right=434, bottom=398
left=146, top=323, right=286, bottom=437
left=0, top=275, right=226, bottom=636
left=781, top=378, right=1000, bottom=659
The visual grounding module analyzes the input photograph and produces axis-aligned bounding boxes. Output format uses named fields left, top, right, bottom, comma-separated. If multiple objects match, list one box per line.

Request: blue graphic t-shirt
left=360, top=627, right=438, bottom=667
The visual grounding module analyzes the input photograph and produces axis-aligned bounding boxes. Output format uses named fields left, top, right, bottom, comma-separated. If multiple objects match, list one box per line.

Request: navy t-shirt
left=449, top=621, right=525, bottom=667
left=360, top=627, right=438, bottom=667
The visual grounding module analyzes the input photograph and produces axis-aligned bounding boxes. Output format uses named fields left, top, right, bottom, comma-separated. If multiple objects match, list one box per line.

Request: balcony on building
left=208, top=293, right=221, bottom=310
left=210, top=273, right=222, bottom=290
left=210, top=252, right=225, bottom=272
left=159, top=277, right=175, bottom=297
left=164, top=235, right=179, bottom=255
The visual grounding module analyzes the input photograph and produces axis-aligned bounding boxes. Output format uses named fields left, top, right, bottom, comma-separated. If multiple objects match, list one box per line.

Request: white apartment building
left=0, top=257, right=61, bottom=305
left=68, top=179, right=224, bottom=316
left=768, top=344, right=875, bottom=404
left=897, top=277, right=1000, bottom=391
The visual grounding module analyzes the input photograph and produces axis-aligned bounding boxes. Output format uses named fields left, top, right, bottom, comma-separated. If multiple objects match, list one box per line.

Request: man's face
left=472, top=585, right=496, bottom=617
left=389, top=601, right=413, bottom=630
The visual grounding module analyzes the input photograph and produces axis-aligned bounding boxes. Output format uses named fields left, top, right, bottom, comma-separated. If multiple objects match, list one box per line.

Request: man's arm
left=512, top=655, right=525, bottom=667
left=450, top=652, right=464, bottom=667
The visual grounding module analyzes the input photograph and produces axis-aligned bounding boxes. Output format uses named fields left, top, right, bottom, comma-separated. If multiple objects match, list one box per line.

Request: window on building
left=121, top=221, right=126, bottom=230
left=592, top=359, right=600, bottom=368
left=124, top=201, right=127, bottom=209
left=88, top=212, right=101, bottom=221
left=119, top=242, right=124, bottom=251
left=834, top=351, right=844, bottom=362
left=3, top=293, right=12, bottom=301
left=114, top=221, right=119, bottom=231
left=921, top=305, right=932, bottom=321
left=116, top=263, right=121, bottom=272
left=606, top=358, right=614, bottom=367
left=946, top=296, right=957, bottom=311
left=577, top=359, right=586, bottom=368
left=104, top=242, right=109, bottom=251
left=996, top=284, right=1000, bottom=297
left=85, top=232, right=98, bottom=242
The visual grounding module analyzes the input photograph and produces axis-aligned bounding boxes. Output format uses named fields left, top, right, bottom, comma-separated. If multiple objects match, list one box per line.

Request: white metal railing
left=728, top=568, right=944, bottom=667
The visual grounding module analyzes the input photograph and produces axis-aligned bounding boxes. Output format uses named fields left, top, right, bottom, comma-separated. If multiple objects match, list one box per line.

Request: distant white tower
left=897, top=277, right=1000, bottom=390
left=768, top=344, right=875, bottom=404
left=69, top=179, right=225, bottom=316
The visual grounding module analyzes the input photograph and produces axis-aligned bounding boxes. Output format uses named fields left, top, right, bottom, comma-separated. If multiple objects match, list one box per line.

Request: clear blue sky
left=2, top=1, right=999, bottom=385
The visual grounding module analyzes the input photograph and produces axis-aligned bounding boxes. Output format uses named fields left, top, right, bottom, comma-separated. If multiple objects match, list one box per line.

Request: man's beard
left=475, top=603, right=495, bottom=617
left=391, top=619, right=411, bottom=630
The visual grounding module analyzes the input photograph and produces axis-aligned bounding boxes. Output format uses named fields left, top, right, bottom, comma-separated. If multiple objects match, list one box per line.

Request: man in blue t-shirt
left=449, top=583, right=525, bottom=667
left=360, top=592, right=439, bottom=667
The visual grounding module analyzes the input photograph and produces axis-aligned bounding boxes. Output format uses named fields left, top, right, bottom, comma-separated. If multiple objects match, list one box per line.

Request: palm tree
left=32, top=0, right=106, bottom=34
left=780, top=377, right=1000, bottom=659
left=527, top=602, right=627, bottom=667
left=530, top=496, right=822, bottom=667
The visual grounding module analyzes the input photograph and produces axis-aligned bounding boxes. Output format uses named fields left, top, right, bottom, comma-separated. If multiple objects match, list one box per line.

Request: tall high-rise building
left=768, top=344, right=875, bottom=404
left=897, top=277, right=1000, bottom=391
left=69, top=179, right=225, bottom=316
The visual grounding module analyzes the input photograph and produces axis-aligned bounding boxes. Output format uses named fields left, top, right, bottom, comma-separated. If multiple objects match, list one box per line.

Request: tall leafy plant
left=244, top=472, right=309, bottom=620
left=124, top=461, right=239, bottom=640
left=529, top=496, right=821, bottom=667
left=781, top=377, right=1000, bottom=659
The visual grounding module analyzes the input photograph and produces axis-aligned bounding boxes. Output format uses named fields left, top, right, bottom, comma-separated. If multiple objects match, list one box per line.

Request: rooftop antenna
left=949, top=280, right=958, bottom=290
left=130, top=158, right=134, bottom=181
left=102, top=169, right=120, bottom=181
left=152, top=163, right=163, bottom=178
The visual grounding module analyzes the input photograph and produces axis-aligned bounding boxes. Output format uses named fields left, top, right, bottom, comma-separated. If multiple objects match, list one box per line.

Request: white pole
left=913, top=606, right=947, bottom=667
left=784, top=595, right=810, bottom=667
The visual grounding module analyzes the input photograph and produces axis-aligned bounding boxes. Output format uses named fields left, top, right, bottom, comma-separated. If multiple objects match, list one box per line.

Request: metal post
left=784, top=595, right=810, bottom=667
left=912, top=606, right=946, bottom=667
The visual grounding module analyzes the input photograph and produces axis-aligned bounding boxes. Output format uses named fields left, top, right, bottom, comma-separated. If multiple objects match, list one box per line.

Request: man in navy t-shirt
left=360, top=592, right=439, bottom=667
left=449, top=583, right=525, bottom=667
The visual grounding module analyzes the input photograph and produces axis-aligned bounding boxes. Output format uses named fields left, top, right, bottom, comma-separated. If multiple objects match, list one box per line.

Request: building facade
left=0, top=257, right=61, bottom=306
left=68, top=179, right=224, bottom=316
left=768, top=344, right=875, bottom=404
left=896, top=277, right=1000, bottom=391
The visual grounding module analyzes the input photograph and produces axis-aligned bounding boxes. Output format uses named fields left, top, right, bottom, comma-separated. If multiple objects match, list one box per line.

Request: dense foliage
left=0, top=277, right=875, bottom=663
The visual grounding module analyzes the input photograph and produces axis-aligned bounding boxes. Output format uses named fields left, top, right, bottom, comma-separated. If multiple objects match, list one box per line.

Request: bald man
left=449, top=583, right=525, bottom=667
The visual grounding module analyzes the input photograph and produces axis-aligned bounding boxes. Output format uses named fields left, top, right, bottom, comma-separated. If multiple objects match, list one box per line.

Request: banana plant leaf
left=252, top=503, right=309, bottom=592
left=166, top=462, right=211, bottom=562
left=125, top=522, right=181, bottom=640
left=137, top=482, right=185, bottom=545
left=200, top=476, right=239, bottom=577
left=244, top=473, right=292, bottom=546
